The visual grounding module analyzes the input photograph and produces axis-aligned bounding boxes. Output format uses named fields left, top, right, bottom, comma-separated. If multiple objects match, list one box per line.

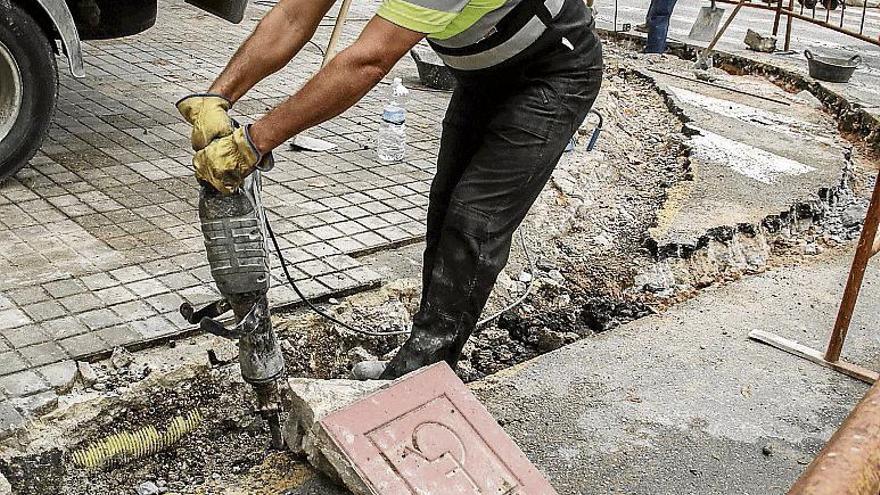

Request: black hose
left=266, top=219, right=410, bottom=336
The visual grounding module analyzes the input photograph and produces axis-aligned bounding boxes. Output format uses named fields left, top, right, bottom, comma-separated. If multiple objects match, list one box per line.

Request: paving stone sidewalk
left=0, top=0, right=449, bottom=425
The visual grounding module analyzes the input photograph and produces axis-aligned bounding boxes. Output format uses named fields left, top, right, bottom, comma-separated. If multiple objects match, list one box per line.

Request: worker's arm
left=177, top=0, right=336, bottom=151
left=248, top=17, right=425, bottom=153
left=210, top=0, right=338, bottom=104
left=191, top=16, right=425, bottom=193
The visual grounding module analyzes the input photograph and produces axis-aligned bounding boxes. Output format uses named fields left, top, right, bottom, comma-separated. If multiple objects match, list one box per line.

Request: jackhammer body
left=179, top=171, right=286, bottom=449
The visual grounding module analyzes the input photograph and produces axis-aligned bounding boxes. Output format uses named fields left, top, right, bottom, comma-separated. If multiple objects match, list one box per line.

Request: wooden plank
left=749, top=330, right=878, bottom=385
left=322, top=0, right=354, bottom=68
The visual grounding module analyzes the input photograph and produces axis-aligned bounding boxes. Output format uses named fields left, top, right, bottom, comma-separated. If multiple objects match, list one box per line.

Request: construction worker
left=176, top=0, right=603, bottom=379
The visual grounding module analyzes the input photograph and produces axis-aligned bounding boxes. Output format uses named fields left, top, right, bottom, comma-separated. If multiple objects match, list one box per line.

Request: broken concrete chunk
left=282, top=378, right=389, bottom=458
left=350, top=361, right=387, bottom=381
left=13, top=390, right=59, bottom=418
left=135, top=481, right=160, bottom=495
left=38, top=361, right=78, bottom=394
left=744, top=29, right=777, bottom=53
left=76, top=361, right=98, bottom=387
left=110, top=347, right=134, bottom=369
left=0, top=402, right=25, bottom=441
left=0, top=473, right=10, bottom=495
left=794, top=90, right=824, bottom=109
left=842, top=204, right=867, bottom=227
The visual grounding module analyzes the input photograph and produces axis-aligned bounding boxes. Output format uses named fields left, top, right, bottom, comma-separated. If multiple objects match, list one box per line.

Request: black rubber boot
left=380, top=313, right=462, bottom=379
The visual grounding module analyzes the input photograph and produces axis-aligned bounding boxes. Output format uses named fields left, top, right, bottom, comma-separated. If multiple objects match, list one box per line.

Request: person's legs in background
left=645, top=0, right=678, bottom=53
left=636, top=0, right=656, bottom=33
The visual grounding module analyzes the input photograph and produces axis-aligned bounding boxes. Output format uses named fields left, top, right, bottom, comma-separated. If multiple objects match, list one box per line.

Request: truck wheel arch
left=8, top=0, right=85, bottom=77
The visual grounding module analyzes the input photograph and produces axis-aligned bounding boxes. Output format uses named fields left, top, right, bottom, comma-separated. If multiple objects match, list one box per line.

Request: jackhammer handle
left=200, top=317, right=241, bottom=340
left=179, top=299, right=231, bottom=325
left=188, top=296, right=268, bottom=340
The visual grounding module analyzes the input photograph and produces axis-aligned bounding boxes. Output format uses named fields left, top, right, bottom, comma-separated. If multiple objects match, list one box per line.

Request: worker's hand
left=176, top=94, right=234, bottom=151
left=193, top=125, right=264, bottom=194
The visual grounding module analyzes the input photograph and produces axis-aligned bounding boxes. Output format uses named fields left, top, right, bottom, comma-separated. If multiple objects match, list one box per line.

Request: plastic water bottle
left=377, top=78, right=409, bottom=162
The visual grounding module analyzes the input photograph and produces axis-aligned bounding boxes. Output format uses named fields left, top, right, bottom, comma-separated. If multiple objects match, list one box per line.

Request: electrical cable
left=305, top=40, right=326, bottom=58
left=266, top=219, right=411, bottom=336
left=267, top=214, right=535, bottom=335
left=477, top=229, right=535, bottom=328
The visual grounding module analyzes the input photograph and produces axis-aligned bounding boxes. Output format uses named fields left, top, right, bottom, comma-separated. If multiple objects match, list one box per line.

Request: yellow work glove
left=193, top=125, right=264, bottom=195
left=176, top=93, right=234, bottom=151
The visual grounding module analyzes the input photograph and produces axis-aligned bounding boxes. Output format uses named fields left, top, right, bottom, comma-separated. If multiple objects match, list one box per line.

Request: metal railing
left=788, top=378, right=880, bottom=495
left=750, top=168, right=880, bottom=493
left=713, top=0, right=880, bottom=50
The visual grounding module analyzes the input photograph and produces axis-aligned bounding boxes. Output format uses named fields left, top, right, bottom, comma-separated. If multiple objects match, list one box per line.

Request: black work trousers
left=382, top=1, right=604, bottom=379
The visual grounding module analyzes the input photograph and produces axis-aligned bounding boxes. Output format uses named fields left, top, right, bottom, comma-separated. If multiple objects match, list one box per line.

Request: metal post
left=826, top=171, right=880, bottom=363
left=773, top=0, right=784, bottom=35
left=614, top=0, right=619, bottom=32
left=785, top=0, right=795, bottom=51
left=859, top=0, right=868, bottom=35
left=322, top=0, right=354, bottom=67
left=788, top=379, right=880, bottom=495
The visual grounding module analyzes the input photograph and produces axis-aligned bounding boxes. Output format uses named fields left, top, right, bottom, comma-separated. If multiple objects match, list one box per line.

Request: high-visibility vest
left=378, top=0, right=585, bottom=71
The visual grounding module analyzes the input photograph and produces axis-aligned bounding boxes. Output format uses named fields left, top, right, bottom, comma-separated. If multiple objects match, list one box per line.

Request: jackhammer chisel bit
left=180, top=167, right=286, bottom=449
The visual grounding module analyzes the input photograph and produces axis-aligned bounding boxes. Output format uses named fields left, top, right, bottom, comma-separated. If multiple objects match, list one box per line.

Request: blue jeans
left=645, top=0, right=678, bottom=53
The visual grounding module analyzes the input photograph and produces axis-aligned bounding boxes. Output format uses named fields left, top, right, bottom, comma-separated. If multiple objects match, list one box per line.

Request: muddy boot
left=379, top=316, right=460, bottom=379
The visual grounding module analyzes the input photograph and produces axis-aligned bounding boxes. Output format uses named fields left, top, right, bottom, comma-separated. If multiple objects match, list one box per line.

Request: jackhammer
left=179, top=164, right=286, bottom=449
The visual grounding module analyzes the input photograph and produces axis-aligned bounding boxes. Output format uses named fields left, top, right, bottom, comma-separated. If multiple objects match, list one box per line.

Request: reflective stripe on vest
left=434, top=0, right=565, bottom=71
left=430, top=0, right=524, bottom=49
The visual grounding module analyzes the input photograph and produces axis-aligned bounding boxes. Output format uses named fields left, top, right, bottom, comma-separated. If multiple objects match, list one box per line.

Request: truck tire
left=0, top=4, right=58, bottom=182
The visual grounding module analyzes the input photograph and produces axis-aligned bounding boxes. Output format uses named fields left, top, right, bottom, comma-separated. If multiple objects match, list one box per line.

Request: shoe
left=351, top=361, right=389, bottom=380
left=635, top=23, right=649, bottom=33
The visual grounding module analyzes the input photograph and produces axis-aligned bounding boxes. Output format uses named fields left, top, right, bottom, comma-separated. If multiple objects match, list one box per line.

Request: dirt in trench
left=1, top=368, right=301, bottom=495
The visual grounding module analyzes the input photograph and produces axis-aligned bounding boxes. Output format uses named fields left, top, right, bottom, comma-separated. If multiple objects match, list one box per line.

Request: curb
left=597, top=28, right=880, bottom=152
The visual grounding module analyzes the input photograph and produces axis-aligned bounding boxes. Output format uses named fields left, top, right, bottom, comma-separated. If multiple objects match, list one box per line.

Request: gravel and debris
left=270, top=45, right=875, bottom=384
left=56, top=370, right=278, bottom=495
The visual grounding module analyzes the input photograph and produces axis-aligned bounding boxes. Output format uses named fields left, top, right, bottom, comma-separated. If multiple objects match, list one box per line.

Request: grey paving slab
left=471, top=251, right=878, bottom=494
left=0, top=0, right=439, bottom=410
left=0, top=402, right=25, bottom=440
left=36, top=361, right=78, bottom=393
